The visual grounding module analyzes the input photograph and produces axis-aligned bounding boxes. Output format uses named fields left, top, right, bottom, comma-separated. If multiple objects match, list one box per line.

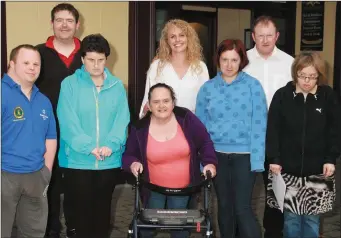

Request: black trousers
left=63, top=168, right=120, bottom=238
left=262, top=160, right=284, bottom=238
left=46, top=160, right=75, bottom=235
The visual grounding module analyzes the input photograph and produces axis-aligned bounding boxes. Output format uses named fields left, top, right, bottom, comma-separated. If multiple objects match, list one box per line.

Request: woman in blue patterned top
left=196, top=39, right=267, bottom=238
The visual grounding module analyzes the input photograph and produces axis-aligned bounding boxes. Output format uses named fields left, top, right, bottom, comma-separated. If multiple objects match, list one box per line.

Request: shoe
left=45, top=230, right=60, bottom=238
left=66, top=228, right=76, bottom=238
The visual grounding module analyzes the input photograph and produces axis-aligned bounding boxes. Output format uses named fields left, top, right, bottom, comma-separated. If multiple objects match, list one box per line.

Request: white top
left=243, top=46, right=294, bottom=108
left=139, top=59, right=209, bottom=118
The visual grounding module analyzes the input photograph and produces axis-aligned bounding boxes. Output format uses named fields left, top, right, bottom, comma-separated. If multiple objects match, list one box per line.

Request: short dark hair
left=252, top=15, right=278, bottom=33
left=215, top=39, right=249, bottom=71
left=148, top=83, right=176, bottom=103
left=8, top=44, right=40, bottom=70
left=51, top=3, right=80, bottom=23
left=80, top=34, right=110, bottom=58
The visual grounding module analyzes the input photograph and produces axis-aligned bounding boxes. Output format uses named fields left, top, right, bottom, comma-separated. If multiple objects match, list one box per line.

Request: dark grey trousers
left=1, top=166, right=51, bottom=238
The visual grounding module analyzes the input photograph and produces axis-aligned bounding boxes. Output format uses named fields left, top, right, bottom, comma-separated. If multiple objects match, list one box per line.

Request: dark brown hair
left=215, top=39, right=249, bottom=71
left=51, top=3, right=80, bottom=23
left=148, top=83, right=176, bottom=104
left=8, top=44, right=39, bottom=70
left=81, top=34, right=110, bottom=58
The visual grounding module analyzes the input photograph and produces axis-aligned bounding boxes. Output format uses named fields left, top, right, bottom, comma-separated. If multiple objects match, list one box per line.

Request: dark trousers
left=214, top=153, right=261, bottom=238
left=63, top=168, right=120, bottom=238
left=46, top=160, right=75, bottom=237
left=46, top=162, right=62, bottom=235
left=262, top=160, right=284, bottom=238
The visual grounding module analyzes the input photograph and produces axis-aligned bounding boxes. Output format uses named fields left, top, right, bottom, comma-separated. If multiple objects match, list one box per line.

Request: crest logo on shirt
left=13, top=106, right=24, bottom=119
left=40, top=109, right=49, bottom=120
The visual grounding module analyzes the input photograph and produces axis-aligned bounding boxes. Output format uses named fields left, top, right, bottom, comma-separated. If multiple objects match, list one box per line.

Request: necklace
left=95, top=85, right=103, bottom=88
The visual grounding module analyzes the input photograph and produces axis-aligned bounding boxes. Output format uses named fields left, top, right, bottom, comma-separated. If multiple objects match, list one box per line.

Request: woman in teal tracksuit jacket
left=57, top=34, right=130, bottom=238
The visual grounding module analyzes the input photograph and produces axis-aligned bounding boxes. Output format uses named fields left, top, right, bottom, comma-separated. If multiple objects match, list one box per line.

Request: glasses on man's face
left=255, top=34, right=275, bottom=41
left=297, top=74, right=318, bottom=81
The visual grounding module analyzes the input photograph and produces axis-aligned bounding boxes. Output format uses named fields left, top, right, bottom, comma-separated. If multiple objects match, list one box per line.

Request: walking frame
left=127, top=170, right=214, bottom=237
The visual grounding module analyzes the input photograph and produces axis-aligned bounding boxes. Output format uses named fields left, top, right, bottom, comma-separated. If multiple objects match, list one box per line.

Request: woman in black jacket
left=266, top=52, right=341, bottom=238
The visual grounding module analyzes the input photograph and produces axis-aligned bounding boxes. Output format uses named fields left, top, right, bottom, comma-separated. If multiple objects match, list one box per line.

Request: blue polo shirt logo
left=40, top=109, right=49, bottom=120
left=13, top=106, right=25, bottom=121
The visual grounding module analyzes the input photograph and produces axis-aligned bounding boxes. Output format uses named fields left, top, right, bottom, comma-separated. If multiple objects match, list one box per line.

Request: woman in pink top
left=122, top=83, right=217, bottom=238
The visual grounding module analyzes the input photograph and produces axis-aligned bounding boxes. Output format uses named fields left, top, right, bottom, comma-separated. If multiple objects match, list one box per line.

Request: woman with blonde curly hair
left=139, top=19, right=209, bottom=118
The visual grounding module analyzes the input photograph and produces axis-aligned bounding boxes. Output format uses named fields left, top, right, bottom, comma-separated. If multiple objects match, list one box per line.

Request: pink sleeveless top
left=147, top=123, right=190, bottom=188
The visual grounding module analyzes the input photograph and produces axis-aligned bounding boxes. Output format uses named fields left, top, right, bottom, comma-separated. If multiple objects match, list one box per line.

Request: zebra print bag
left=266, top=172, right=336, bottom=215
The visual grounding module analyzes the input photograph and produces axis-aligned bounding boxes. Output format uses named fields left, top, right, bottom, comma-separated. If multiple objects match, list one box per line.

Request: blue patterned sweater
left=195, top=71, right=267, bottom=172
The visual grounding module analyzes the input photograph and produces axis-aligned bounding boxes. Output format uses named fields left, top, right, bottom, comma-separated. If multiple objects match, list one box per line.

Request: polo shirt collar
left=46, top=36, right=81, bottom=52
left=2, top=73, right=39, bottom=96
left=2, top=73, right=17, bottom=88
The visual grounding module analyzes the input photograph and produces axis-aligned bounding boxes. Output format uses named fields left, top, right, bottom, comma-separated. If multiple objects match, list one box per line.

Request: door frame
left=179, top=9, right=218, bottom=77
left=1, top=1, right=7, bottom=77
left=333, top=2, right=341, bottom=100
left=128, top=1, right=155, bottom=121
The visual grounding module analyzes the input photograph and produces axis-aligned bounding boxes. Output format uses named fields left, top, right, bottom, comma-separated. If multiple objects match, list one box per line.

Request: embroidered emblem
left=40, top=109, right=49, bottom=120
left=316, top=108, right=322, bottom=113
left=14, top=106, right=24, bottom=119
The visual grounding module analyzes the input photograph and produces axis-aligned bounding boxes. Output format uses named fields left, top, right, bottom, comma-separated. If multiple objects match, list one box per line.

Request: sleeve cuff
left=324, top=156, right=336, bottom=165
left=251, top=163, right=264, bottom=172
left=104, top=140, right=122, bottom=152
left=268, top=157, right=281, bottom=165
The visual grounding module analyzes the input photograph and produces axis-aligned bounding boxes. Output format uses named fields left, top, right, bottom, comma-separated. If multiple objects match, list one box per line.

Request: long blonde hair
left=155, top=19, right=204, bottom=76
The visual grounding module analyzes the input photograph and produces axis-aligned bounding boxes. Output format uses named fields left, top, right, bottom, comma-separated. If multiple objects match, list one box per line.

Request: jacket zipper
left=93, top=88, right=100, bottom=169
left=92, top=82, right=117, bottom=169
left=300, top=100, right=307, bottom=186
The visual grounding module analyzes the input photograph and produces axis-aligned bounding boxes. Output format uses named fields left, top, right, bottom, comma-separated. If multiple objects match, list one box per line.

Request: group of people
left=2, top=3, right=130, bottom=238
left=1, top=3, right=340, bottom=238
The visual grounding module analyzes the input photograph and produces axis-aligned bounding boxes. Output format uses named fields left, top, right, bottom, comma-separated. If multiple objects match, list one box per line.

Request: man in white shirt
left=243, top=15, right=294, bottom=238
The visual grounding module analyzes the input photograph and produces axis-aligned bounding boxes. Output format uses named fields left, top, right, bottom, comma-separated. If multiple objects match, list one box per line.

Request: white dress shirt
left=139, top=59, right=209, bottom=118
left=243, top=46, right=294, bottom=108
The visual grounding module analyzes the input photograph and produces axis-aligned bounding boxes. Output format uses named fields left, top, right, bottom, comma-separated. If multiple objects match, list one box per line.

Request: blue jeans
left=214, top=153, right=261, bottom=238
left=283, top=211, right=320, bottom=238
left=140, top=191, right=190, bottom=238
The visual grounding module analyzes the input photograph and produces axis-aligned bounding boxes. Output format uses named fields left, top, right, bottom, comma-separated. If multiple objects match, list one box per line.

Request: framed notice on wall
left=300, top=1, right=324, bottom=51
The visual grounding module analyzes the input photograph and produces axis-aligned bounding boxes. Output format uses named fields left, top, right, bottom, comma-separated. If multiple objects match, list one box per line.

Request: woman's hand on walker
left=203, top=164, right=216, bottom=178
left=130, top=162, right=143, bottom=177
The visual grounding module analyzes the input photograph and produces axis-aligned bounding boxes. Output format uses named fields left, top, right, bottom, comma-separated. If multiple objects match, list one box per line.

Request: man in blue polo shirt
left=1, top=44, right=57, bottom=238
